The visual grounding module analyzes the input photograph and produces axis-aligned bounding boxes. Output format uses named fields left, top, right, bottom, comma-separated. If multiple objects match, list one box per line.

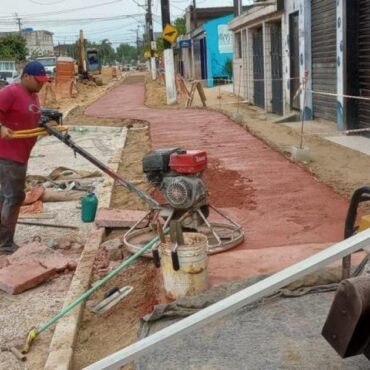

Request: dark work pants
left=0, top=158, right=27, bottom=248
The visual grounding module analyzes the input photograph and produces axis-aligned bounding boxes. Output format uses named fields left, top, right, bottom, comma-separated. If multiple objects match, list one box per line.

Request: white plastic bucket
left=160, top=232, right=208, bottom=300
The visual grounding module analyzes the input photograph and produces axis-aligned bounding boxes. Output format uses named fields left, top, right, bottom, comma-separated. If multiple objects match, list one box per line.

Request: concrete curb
left=44, top=114, right=128, bottom=370
left=44, top=227, right=105, bottom=370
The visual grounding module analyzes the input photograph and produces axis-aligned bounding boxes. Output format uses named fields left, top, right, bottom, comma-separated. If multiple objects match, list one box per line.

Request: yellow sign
left=144, top=51, right=151, bottom=59
left=162, top=24, right=178, bottom=44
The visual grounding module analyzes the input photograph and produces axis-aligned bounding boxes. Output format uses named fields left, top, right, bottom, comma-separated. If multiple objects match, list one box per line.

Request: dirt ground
left=71, top=108, right=159, bottom=369
left=41, top=66, right=123, bottom=115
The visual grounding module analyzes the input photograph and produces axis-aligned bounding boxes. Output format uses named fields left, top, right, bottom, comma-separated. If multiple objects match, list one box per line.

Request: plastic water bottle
left=81, top=192, right=98, bottom=222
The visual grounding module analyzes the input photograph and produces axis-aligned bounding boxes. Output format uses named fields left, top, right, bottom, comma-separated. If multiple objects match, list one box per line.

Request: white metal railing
left=84, top=228, right=370, bottom=370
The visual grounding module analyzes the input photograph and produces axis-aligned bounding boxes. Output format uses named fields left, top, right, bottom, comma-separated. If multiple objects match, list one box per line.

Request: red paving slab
left=95, top=208, right=149, bottom=228
left=85, top=77, right=350, bottom=284
left=6, top=242, right=77, bottom=272
left=0, top=261, right=56, bottom=295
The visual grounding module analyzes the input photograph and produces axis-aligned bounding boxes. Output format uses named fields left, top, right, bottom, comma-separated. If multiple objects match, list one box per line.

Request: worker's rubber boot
left=0, top=204, right=21, bottom=254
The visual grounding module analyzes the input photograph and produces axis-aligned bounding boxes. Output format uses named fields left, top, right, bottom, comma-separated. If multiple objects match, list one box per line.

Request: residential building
left=229, top=0, right=291, bottom=116
left=228, top=0, right=370, bottom=133
left=0, top=29, right=54, bottom=57
left=178, top=7, right=234, bottom=86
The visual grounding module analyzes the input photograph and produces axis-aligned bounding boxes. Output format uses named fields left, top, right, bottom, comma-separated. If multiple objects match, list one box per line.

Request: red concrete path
left=86, top=77, right=350, bottom=284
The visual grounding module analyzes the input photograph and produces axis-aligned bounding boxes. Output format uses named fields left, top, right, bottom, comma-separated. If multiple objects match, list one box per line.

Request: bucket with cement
left=291, top=145, right=311, bottom=164
left=160, top=232, right=208, bottom=300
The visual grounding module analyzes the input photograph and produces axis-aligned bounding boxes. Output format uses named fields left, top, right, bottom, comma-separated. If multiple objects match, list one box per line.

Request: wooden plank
left=186, top=81, right=197, bottom=108
left=196, top=82, right=207, bottom=107
left=84, top=228, right=370, bottom=370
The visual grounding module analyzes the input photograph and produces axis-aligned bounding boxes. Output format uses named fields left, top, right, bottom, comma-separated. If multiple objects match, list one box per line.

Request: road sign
left=162, top=24, right=178, bottom=44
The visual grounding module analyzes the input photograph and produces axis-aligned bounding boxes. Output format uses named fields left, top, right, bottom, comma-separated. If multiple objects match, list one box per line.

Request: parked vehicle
left=35, top=56, right=57, bottom=75
left=0, top=60, right=18, bottom=84
left=0, top=70, right=19, bottom=84
left=86, top=48, right=101, bottom=75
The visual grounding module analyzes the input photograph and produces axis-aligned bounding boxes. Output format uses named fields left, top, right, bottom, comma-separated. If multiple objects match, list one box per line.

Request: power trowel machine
left=39, top=109, right=244, bottom=260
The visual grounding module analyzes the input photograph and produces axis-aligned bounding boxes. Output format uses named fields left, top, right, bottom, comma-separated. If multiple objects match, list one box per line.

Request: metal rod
left=83, top=228, right=370, bottom=370
left=41, top=122, right=159, bottom=209
left=17, top=221, right=78, bottom=230
left=197, top=208, right=222, bottom=247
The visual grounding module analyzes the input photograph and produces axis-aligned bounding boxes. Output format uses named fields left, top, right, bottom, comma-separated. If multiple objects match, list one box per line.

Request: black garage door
left=311, top=0, right=337, bottom=122
left=357, top=0, right=370, bottom=129
left=253, top=27, right=265, bottom=109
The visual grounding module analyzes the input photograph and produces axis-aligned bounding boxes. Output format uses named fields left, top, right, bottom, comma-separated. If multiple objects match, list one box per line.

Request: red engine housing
left=169, top=150, right=207, bottom=174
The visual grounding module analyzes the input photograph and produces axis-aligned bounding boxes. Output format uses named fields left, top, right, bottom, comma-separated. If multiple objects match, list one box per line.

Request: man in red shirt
left=0, top=61, right=48, bottom=254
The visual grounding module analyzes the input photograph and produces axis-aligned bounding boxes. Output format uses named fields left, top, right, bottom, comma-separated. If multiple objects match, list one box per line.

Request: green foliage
left=98, top=39, right=116, bottom=65
left=0, top=34, right=28, bottom=61
left=224, top=58, right=233, bottom=78
left=174, top=17, right=186, bottom=36
left=116, top=43, right=138, bottom=64
left=155, top=38, right=164, bottom=56
left=57, top=38, right=144, bottom=65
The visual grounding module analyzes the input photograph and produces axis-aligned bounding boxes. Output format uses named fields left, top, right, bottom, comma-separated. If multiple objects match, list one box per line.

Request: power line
left=0, top=0, right=125, bottom=19
left=0, top=14, right=145, bottom=26
left=130, top=0, right=146, bottom=9
left=55, top=22, right=140, bottom=37
left=28, top=0, right=67, bottom=5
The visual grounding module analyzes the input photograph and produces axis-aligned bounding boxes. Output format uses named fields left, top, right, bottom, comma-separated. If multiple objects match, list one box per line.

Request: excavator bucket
left=322, top=275, right=370, bottom=359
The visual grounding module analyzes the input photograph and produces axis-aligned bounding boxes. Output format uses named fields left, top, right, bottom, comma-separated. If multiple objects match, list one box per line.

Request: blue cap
left=23, top=61, right=49, bottom=82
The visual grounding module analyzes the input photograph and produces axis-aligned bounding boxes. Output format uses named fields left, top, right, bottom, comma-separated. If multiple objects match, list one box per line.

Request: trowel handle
left=152, top=248, right=161, bottom=268
left=171, top=244, right=180, bottom=271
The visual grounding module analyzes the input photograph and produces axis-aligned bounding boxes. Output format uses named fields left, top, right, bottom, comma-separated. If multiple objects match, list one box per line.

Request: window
left=235, top=31, right=242, bottom=58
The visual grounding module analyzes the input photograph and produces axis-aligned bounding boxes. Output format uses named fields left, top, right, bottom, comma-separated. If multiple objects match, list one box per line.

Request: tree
left=0, top=34, right=28, bottom=61
left=95, top=39, right=116, bottom=65
left=174, top=17, right=186, bottom=36
left=116, top=43, right=137, bottom=64
left=155, top=37, right=164, bottom=56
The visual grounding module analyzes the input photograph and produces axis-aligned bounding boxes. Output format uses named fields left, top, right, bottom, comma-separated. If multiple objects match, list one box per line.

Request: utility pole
left=193, top=0, right=197, bottom=30
left=233, top=0, right=242, bottom=17
left=147, top=0, right=156, bottom=80
left=78, top=29, right=86, bottom=74
left=136, top=25, right=140, bottom=63
left=15, top=13, right=21, bottom=33
left=160, top=0, right=177, bottom=104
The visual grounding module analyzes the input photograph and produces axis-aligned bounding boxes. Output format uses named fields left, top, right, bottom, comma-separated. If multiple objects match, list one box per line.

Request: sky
left=0, top=0, right=236, bottom=47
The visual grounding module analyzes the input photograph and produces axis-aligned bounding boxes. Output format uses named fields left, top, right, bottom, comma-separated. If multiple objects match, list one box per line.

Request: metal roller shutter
left=357, top=0, right=370, bottom=129
left=253, top=27, right=265, bottom=109
left=311, top=0, right=337, bottom=122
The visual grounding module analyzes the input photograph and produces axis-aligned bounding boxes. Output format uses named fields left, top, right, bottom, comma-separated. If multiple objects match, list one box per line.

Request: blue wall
left=203, top=14, right=234, bottom=87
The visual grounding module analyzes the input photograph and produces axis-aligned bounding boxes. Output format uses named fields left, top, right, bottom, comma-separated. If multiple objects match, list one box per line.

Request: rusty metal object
left=342, top=186, right=370, bottom=279
left=322, top=275, right=370, bottom=359
left=342, top=255, right=352, bottom=280
left=1, top=346, right=27, bottom=361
